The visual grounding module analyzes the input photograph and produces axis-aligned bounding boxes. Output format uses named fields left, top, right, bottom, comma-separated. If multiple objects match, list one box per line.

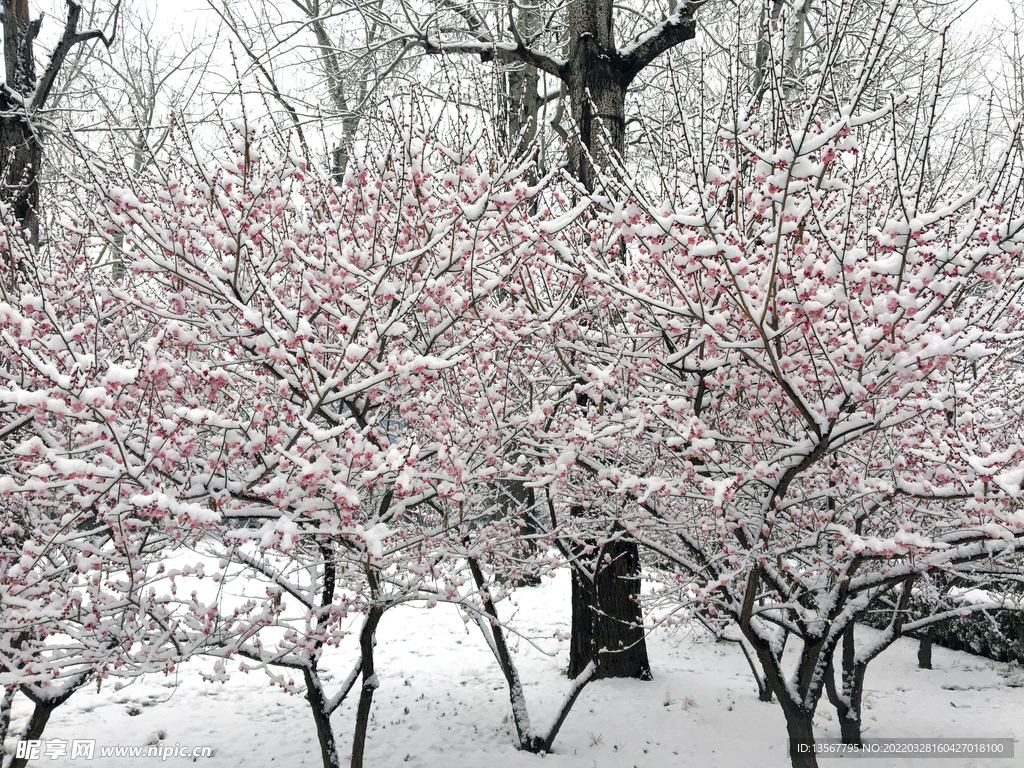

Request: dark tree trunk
left=568, top=530, right=651, bottom=681
left=0, top=112, right=40, bottom=246
left=2, top=1, right=116, bottom=252
left=10, top=699, right=54, bottom=768
left=467, top=557, right=543, bottom=752
left=568, top=564, right=597, bottom=679
left=564, top=49, right=626, bottom=190
left=498, top=479, right=541, bottom=587
left=782, top=704, right=819, bottom=768
left=563, top=0, right=624, bottom=191
left=824, top=625, right=866, bottom=747
left=743, top=615, right=827, bottom=768
left=1, top=0, right=41, bottom=248
left=738, top=636, right=774, bottom=701
left=0, top=685, right=14, bottom=752
left=555, top=0, right=696, bottom=681
left=918, top=627, right=934, bottom=670
left=303, top=665, right=341, bottom=768
left=350, top=605, right=384, bottom=768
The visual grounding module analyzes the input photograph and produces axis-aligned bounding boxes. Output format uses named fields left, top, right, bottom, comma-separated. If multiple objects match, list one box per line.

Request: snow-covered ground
left=6, top=570, right=1022, bottom=767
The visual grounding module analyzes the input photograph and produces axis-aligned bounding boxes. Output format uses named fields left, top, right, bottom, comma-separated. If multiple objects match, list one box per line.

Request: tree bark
left=564, top=42, right=627, bottom=190
left=782, top=704, right=819, bottom=768
left=1, top=0, right=41, bottom=247
left=0, top=685, right=14, bottom=754
left=568, top=528, right=651, bottom=681
left=738, top=635, right=774, bottom=701
left=918, top=627, right=934, bottom=670
left=303, top=665, right=342, bottom=768
left=467, top=556, right=542, bottom=751
left=824, top=625, right=866, bottom=747
left=350, top=605, right=384, bottom=768
left=9, top=699, right=55, bottom=768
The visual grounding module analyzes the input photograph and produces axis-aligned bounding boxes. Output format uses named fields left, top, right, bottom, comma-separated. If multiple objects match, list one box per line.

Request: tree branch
left=31, top=0, right=121, bottom=112
left=619, top=0, right=703, bottom=83
left=420, top=38, right=566, bottom=79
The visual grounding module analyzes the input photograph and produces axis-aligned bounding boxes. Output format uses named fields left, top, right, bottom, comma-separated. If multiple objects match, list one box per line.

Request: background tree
left=1, top=0, right=119, bottom=245
left=560, top=2, right=1024, bottom=763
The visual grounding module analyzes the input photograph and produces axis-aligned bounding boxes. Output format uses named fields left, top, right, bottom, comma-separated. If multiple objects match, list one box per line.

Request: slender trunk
left=303, top=666, right=341, bottom=768
left=10, top=700, right=55, bottom=768
left=738, top=636, right=773, bottom=701
left=540, top=661, right=596, bottom=752
left=838, top=663, right=866, bottom=747
left=824, top=625, right=865, bottom=747
left=918, top=627, right=934, bottom=670
left=111, top=137, right=147, bottom=280
left=467, top=557, right=541, bottom=751
left=350, top=605, right=384, bottom=768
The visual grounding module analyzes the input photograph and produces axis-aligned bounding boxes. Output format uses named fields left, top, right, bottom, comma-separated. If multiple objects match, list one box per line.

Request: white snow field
left=5, top=570, right=1021, bottom=767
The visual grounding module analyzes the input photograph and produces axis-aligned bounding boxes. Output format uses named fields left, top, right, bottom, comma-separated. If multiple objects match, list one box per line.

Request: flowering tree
left=68, top=98, right=606, bottom=766
left=532, top=4, right=1024, bottom=766
left=0, top=200, right=212, bottom=763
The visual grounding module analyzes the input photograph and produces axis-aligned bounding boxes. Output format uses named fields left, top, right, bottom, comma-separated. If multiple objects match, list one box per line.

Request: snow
left=4, top=570, right=1020, bottom=768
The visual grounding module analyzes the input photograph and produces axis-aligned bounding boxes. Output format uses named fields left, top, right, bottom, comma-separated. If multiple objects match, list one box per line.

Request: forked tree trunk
left=744, top=623, right=826, bottom=768
left=824, top=624, right=867, bottom=747
left=468, top=557, right=542, bottom=751
left=2, top=0, right=116, bottom=252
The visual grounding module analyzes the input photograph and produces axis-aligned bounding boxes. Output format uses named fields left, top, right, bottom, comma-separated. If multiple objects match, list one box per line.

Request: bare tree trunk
left=918, top=627, right=934, bottom=669
left=9, top=700, right=54, bottom=768
left=2, top=0, right=117, bottom=251
left=350, top=605, right=384, bottom=768
left=303, top=665, right=342, bottom=768
left=737, top=635, right=774, bottom=701
left=556, top=0, right=695, bottom=680
left=505, top=64, right=542, bottom=158
left=568, top=527, right=650, bottom=681
left=782, top=703, right=819, bottom=768
left=0, top=686, right=15, bottom=754
left=467, top=557, right=542, bottom=751
left=564, top=0, right=624, bottom=190
left=824, top=625, right=866, bottom=747
left=743, top=618, right=826, bottom=768
left=1, top=0, right=41, bottom=247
